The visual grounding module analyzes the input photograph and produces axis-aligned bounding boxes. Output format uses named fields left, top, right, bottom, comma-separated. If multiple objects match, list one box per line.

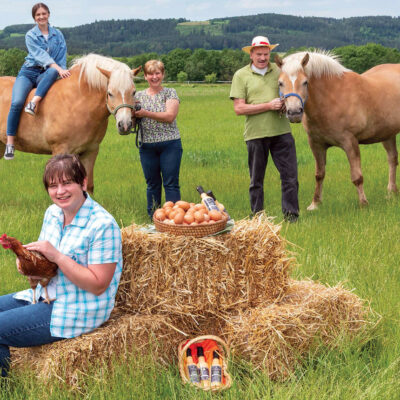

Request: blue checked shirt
left=14, top=195, right=123, bottom=338
left=24, top=24, right=67, bottom=70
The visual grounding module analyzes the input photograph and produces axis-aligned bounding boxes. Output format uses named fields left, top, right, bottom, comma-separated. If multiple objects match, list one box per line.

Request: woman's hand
left=134, top=108, right=147, bottom=118
left=49, top=63, right=71, bottom=79
left=24, top=240, right=62, bottom=263
left=58, top=68, right=71, bottom=79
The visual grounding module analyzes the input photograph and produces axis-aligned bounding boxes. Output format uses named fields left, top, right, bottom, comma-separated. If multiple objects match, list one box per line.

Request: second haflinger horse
left=0, top=54, right=141, bottom=192
left=275, top=50, right=400, bottom=210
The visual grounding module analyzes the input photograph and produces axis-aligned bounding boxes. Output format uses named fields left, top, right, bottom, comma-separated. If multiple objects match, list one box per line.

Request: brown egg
left=154, top=209, right=166, bottom=221
left=169, top=210, right=177, bottom=220
left=190, top=221, right=198, bottom=226
left=164, top=207, right=172, bottom=217
left=174, top=212, right=184, bottom=224
left=209, top=209, right=223, bottom=221
left=194, top=203, right=206, bottom=211
left=163, top=201, right=174, bottom=209
left=175, top=200, right=190, bottom=211
left=194, top=211, right=205, bottom=223
left=183, top=213, right=194, bottom=224
left=203, top=213, right=210, bottom=222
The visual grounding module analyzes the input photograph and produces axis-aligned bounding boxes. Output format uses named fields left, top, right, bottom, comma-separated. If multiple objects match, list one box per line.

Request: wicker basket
left=153, top=216, right=228, bottom=238
left=178, top=335, right=232, bottom=391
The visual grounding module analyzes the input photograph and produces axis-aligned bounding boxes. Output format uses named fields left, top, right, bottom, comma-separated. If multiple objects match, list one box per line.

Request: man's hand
left=268, top=98, right=284, bottom=111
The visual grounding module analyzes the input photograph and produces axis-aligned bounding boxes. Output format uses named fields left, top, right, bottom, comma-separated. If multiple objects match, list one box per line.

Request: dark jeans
left=139, top=139, right=183, bottom=217
left=246, top=133, right=299, bottom=216
left=0, top=293, right=63, bottom=378
left=7, top=65, right=59, bottom=136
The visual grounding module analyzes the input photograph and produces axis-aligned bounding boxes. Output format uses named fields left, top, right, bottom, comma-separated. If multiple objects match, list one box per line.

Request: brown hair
left=32, top=3, right=50, bottom=19
left=43, top=154, right=86, bottom=190
left=143, top=60, right=165, bottom=75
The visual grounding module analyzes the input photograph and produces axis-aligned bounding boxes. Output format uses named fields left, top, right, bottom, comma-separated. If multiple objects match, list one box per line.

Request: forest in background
left=0, top=13, right=399, bottom=55
left=0, top=13, right=399, bottom=81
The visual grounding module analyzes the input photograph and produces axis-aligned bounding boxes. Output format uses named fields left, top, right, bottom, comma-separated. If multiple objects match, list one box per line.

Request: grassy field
left=1, top=83, right=400, bottom=399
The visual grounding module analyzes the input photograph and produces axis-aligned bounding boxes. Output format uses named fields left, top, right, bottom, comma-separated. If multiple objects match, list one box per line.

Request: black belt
left=31, top=65, right=47, bottom=72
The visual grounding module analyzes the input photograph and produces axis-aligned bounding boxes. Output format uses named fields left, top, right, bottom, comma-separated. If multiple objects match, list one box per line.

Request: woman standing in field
left=4, top=2, right=70, bottom=160
left=134, top=60, right=183, bottom=218
left=0, top=154, right=122, bottom=378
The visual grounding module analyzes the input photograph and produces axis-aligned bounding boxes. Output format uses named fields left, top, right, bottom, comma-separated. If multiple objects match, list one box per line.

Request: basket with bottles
left=178, top=335, right=232, bottom=391
left=153, top=187, right=229, bottom=238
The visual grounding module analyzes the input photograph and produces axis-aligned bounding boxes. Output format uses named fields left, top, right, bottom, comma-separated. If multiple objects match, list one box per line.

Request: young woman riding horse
left=4, top=3, right=70, bottom=160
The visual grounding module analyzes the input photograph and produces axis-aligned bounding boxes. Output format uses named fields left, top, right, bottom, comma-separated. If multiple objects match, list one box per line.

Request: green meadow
left=0, top=83, right=399, bottom=399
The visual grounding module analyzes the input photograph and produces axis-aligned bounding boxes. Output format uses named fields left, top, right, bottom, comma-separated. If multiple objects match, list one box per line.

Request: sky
left=0, top=0, right=399, bottom=30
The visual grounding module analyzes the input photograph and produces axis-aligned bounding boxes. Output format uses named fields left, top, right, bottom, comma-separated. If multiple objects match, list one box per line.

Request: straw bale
left=118, top=213, right=294, bottom=316
left=11, top=309, right=184, bottom=387
left=222, top=279, right=371, bottom=380
left=11, top=280, right=372, bottom=386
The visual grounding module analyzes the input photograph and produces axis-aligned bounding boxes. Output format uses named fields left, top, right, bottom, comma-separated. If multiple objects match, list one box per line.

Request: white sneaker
left=4, top=144, right=15, bottom=160
left=24, top=102, right=36, bottom=116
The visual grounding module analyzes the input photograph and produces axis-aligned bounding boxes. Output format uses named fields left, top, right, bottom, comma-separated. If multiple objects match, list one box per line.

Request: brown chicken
left=0, top=234, right=58, bottom=304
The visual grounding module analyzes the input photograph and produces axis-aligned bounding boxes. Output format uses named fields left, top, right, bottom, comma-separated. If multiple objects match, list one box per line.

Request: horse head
left=97, top=65, right=142, bottom=134
left=275, top=53, right=309, bottom=123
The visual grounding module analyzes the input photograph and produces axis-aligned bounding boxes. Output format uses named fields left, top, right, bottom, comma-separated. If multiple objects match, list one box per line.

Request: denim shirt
left=24, top=24, right=67, bottom=70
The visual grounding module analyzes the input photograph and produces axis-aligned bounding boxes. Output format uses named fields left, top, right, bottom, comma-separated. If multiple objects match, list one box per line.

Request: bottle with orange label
left=197, top=346, right=210, bottom=389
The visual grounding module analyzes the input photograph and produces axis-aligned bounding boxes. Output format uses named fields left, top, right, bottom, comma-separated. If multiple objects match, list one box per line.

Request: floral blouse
left=135, top=87, right=180, bottom=143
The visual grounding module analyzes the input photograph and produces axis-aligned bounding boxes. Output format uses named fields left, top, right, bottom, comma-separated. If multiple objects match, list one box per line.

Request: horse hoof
left=307, top=202, right=319, bottom=211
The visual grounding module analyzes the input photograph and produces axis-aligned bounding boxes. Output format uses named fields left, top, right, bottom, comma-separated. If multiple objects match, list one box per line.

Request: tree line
left=1, top=43, right=399, bottom=81
left=0, top=14, right=399, bottom=56
left=0, top=43, right=400, bottom=83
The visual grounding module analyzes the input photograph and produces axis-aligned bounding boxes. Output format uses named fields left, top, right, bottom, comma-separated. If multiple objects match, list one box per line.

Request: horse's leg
left=307, top=139, right=327, bottom=211
left=341, top=136, right=368, bottom=206
left=0, top=142, right=5, bottom=160
left=381, top=136, right=398, bottom=194
left=79, top=148, right=99, bottom=194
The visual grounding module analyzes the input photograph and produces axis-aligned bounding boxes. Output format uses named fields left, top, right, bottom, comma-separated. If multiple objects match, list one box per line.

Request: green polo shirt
left=230, top=63, right=291, bottom=141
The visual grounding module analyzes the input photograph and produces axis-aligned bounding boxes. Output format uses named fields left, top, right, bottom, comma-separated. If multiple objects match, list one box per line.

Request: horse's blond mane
left=70, top=53, right=133, bottom=90
left=282, top=50, right=349, bottom=78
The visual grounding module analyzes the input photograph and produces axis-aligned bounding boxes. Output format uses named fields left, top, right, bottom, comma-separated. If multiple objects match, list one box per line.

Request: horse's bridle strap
left=279, top=91, right=305, bottom=109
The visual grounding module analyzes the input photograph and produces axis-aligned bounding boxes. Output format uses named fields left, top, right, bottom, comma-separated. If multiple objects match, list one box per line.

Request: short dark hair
left=43, top=154, right=87, bottom=190
left=32, top=3, right=50, bottom=19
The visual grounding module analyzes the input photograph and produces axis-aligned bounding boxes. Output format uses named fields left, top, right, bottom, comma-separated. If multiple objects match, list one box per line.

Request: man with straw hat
left=230, top=36, right=299, bottom=222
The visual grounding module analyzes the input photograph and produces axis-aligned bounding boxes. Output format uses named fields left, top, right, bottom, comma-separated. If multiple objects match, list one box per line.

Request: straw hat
left=242, top=36, right=279, bottom=53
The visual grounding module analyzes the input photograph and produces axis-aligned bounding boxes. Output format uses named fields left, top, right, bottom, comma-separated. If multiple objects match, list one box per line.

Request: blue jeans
left=139, top=139, right=183, bottom=217
left=0, top=293, right=63, bottom=377
left=7, top=65, right=59, bottom=136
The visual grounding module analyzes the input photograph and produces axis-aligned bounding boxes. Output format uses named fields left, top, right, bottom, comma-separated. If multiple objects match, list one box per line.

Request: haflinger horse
left=0, top=54, right=141, bottom=192
left=275, top=51, right=400, bottom=210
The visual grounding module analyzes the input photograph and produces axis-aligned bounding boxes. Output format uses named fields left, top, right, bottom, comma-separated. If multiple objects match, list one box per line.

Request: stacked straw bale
left=223, top=279, right=371, bottom=380
left=11, top=214, right=372, bottom=386
left=117, top=214, right=293, bottom=316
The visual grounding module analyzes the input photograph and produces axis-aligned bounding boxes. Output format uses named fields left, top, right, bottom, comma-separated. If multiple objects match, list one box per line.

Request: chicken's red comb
left=0, top=234, right=10, bottom=249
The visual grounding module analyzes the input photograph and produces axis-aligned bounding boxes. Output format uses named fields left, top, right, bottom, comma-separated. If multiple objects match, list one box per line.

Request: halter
left=106, top=101, right=135, bottom=117
left=279, top=90, right=305, bottom=109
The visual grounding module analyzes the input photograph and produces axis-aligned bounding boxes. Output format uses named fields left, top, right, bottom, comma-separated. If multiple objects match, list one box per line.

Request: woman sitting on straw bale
left=0, top=154, right=122, bottom=379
